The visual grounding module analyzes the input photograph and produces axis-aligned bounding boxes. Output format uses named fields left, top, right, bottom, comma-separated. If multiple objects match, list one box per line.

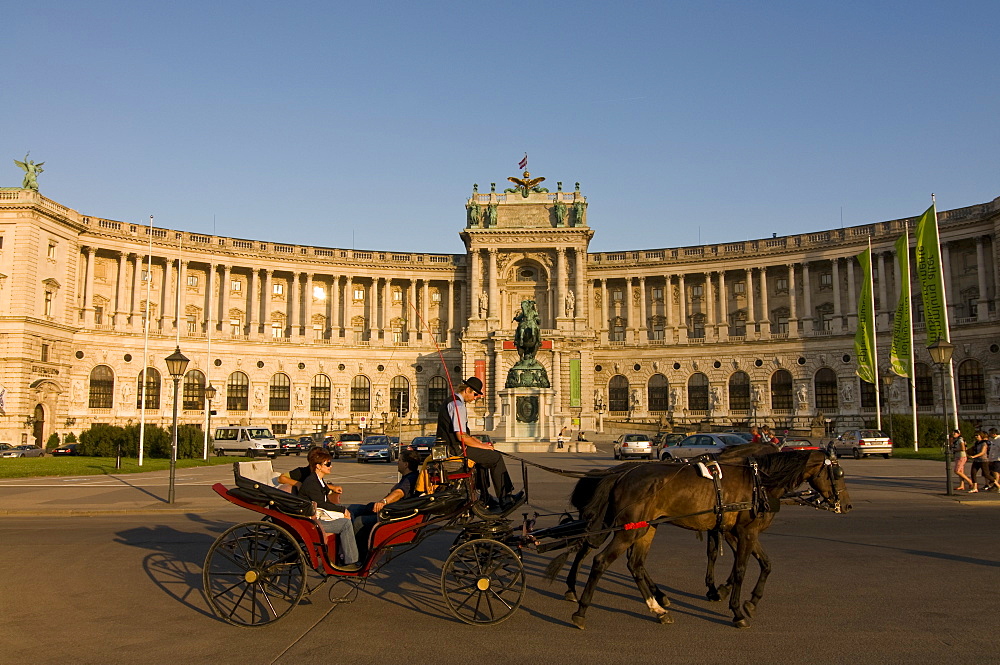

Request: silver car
left=830, top=429, right=892, bottom=459
left=614, top=434, right=654, bottom=460
left=658, top=433, right=749, bottom=461
left=1, top=445, right=45, bottom=458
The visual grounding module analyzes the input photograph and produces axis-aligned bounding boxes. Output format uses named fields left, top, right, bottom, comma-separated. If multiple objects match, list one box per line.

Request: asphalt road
left=2, top=452, right=998, bottom=665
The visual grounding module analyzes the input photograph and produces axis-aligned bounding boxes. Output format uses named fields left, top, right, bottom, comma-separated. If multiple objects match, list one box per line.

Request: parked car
left=724, top=431, right=755, bottom=443
left=654, top=433, right=686, bottom=457
left=408, top=435, right=438, bottom=459
left=328, top=432, right=362, bottom=458
left=278, top=438, right=305, bottom=456
left=829, top=429, right=892, bottom=459
left=1, top=445, right=45, bottom=458
left=51, top=443, right=80, bottom=456
left=614, top=434, right=654, bottom=460
left=780, top=438, right=822, bottom=452
left=298, top=435, right=316, bottom=448
left=357, top=435, right=395, bottom=463
left=658, top=433, right=749, bottom=461
left=212, top=426, right=280, bottom=458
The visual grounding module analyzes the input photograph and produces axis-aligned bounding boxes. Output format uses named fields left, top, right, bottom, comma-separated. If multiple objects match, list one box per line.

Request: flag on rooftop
left=518, top=153, right=528, bottom=170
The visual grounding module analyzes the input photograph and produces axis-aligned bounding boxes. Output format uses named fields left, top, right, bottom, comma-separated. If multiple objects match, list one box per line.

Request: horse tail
left=543, top=550, right=572, bottom=582
left=570, top=472, right=607, bottom=513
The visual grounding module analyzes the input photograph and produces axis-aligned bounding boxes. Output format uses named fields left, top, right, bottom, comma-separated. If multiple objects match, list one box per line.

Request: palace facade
left=1, top=179, right=998, bottom=448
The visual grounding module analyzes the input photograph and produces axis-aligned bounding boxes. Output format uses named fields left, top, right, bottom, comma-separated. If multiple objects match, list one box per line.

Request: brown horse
left=570, top=449, right=850, bottom=629
left=555, top=443, right=780, bottom=606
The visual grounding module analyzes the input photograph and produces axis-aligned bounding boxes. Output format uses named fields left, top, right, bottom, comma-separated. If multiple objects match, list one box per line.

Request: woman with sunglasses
left=298, top=447, right=360, bottom=570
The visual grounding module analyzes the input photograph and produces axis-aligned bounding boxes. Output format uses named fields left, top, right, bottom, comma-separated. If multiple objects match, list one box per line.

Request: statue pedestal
left=496, top=387, right=555, bottom=452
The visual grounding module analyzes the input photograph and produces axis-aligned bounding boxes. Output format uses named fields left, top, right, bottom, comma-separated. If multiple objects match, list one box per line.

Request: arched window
left=958, top=359, right=985, bottom=405
left=270, top=373, right=291, bottom=411
left=647, top=374, right=669, bottom=412
left=771, top=370, right=793, bottom=410
left=227, top=371, right=249, bottom=411
left=351, top=375, right=371, bottom=413
left=914, top=363, right=934, bottom=407
left=89, top=365, right=115, bottom=409
left=688, top=373, right=709, bottom=411
left=814, top=368, right=838, bottom=410
left=608, top=375, right=630, bottom=411
left=182, top=369, right=205, bottom=411
left=136, top=368, right=161, bottom=410
left=729, top=371, right=751, bottom=412
left=427, top=376, right=448, bottom=412
left=390, top=375, right=410, bottom=416
left=310, top=374, right=331, bottom=412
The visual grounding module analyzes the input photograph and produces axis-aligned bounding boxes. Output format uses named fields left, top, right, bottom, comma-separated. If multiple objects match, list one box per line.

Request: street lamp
left=927, top=339, right=955, bottom=496
left=595, top=394, right=606, bottom=434
left=204, top=383, right=217, bottom=460
left=165, top=346, right=190, bottom=504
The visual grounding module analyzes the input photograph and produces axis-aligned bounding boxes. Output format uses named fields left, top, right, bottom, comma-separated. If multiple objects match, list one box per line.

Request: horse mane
left=570, top=462, right=644, bottom=512
left=753, top=450, right=814, bottom=490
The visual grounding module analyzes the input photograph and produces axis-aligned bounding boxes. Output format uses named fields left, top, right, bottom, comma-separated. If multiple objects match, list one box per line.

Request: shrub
left=45, top=433, right=61, bottom=450
left=888, top=414, right=977, bottom=449
left=78, top=424, right=128, bottom=457
left=64, top=432, right=77, bottom=444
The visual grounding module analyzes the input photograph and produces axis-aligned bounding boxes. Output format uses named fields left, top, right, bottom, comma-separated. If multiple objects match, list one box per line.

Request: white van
left=213, top=426, right=280, bottom=458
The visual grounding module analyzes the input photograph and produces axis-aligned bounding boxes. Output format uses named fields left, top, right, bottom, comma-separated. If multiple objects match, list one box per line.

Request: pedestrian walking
left=987, top=428, right=1000, bottom=491
left=950, top=429, right=973, bottom=492
left=968, top=430, right=991, bottom=492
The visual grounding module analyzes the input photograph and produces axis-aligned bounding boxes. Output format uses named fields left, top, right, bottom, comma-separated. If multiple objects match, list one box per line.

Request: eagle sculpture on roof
left=505, top=171, right=548, bottom=198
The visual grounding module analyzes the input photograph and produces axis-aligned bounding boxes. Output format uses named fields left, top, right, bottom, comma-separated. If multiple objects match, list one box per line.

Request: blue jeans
left=322, top=517, right=359, bottom=565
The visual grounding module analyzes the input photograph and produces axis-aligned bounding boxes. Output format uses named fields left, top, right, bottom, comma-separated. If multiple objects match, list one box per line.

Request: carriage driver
left=436, top=377, right=524, bottom=513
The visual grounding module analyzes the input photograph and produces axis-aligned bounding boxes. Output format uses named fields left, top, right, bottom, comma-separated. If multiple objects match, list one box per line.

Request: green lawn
left=0, top=455, right=250, bottom=479
left=890, top=447, right=946, bottom=461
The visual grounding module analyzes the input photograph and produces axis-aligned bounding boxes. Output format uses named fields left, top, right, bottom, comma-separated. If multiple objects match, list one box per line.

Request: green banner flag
left=854, top=247, right=877, bottom=384
left=914, top=204, right=950, bottom=344
left=889, top=230, right=913, bottom=378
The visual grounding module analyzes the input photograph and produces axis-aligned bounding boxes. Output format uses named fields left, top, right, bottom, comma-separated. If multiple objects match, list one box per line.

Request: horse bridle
left=785, top=456, right=845, bottom=513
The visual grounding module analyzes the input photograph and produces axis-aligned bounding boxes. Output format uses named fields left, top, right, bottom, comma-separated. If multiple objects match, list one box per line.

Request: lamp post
left=595, top=394, right=606, bottom=434
left=165, top=346, right=190, bottom=504
left=381, top=411, right=388, bottom=434
left=204, top=383, right=217, bottom=459
left=881, top=370, right=894, bottom=445
left=927, top=340, right=955, bottom=496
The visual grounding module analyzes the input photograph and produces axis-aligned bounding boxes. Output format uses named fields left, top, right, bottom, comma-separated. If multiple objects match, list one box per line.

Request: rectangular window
left=652, top=287, right=663, bottom=302
left=610, top=322, right=625, bottom=341
left=187, top=319, right=198, bottom=334
left=313, top=285, right=326, bottom=300
left=0, top=235, right=4, bottom=249
left=271, top=423, right=288, bottom=435
left=273, top=283, right=283, bottom=295
left=691, top=285, right=703, bottom=298
left=44, top=291, right=53, bottom=317
left=271, top=325, right=284, bottom=338
left=230, top=280, right=242, bottom=291
left=41, top=344, right=49, bottom=362
left=187, top=275, right=199, bottom=287
left=47, top=243, right=56, bottom=259
left=734, top=282, right=746, bottom=294
left=393, top=290, right=403, bottom=302
left=354, top=288, right=365, bottom=301
left=820, top=273, right=833, bottom=288
left=230, top=320, right=241, bottom=336
left=142, top=270, right=152, bottom=282
left=612, top=290, right=623, bottom=302
left=775, top=277, right=788, bottom=293
left=94, top=305, right=103, bottom=325
left=432, top=291, right=441, bottom=302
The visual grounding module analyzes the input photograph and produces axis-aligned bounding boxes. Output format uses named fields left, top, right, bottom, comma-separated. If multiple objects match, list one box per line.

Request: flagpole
left=869, top=236, right=881, bottom=431
left=139, top=215, right=153, bottom=466
left=931, top=195, right=960, bottom=433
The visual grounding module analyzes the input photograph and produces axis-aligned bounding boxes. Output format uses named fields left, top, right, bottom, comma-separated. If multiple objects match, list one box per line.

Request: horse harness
left=694, top=454, right=773, bottom=534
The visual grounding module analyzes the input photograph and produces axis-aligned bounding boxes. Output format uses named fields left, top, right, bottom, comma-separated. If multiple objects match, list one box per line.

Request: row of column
left=467, top=246, right=587, bottom=322
left=79, top=249, right=466, bottom=344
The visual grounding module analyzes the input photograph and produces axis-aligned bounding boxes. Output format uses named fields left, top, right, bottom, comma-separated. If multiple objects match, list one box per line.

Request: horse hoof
left=733, top=618, right=750, bottom=629
left=743, top=601, right=756, bottom=617
left=564, top=591, right=578, bottom=603
left=571, top=614, right=586, bottom=630
left=706, top=590, right=721, bottom=602
left=717, top=585, right=731, bottom=601
left=657, top=612, right=674, bottom=625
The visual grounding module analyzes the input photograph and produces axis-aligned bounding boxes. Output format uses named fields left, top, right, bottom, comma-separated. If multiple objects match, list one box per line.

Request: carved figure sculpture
left=710, top=386, right=722, bottom=409
left=554, top=200, right=567, bottom=227
left=466, top=202, right=482, bottom=227
left=572, top=200, right=585, bottom=226
left=669, top=388, right=680, bottom=411
left=14, top=153, right=44, bottom=191
left=797, top=383, right=808, bottom=406
left=478, top=291, right=488, bottom=317
left=564, top=290, right=575, bottom=317
left=840, top=381, right=854, bottom=403
left=485, top=203, right=498, bottom=227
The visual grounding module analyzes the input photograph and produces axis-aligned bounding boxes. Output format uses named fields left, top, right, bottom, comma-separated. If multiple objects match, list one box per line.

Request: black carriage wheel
left=203, top=521, right=307, bottom=627
left=440, top=538, right=524, bottom=626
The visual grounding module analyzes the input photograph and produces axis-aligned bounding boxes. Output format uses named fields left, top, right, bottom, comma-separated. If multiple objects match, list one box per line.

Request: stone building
left=1, top=176, right=998, bottom=448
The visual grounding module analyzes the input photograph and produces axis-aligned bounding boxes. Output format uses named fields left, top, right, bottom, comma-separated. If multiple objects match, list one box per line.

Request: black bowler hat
left=464, top=376, right=484, bottom=395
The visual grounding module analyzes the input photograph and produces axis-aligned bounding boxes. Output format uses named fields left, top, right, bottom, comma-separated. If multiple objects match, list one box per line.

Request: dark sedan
left=51, top=443, right=80, bottom=456
left=409, top=435, right=437, bottom=459
left=278, top=438, right=306, bottom=456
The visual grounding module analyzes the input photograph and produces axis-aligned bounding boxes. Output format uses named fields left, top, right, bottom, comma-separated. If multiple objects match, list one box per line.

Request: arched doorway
left=33, top=404, right=44, bottom=448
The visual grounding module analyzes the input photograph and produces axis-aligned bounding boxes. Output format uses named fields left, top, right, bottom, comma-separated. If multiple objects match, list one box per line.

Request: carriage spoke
left=441, top=538, right=524, bottom=625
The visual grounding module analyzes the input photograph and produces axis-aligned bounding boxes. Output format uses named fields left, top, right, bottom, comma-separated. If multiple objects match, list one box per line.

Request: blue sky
left=4, top=1, right=998, bottom=254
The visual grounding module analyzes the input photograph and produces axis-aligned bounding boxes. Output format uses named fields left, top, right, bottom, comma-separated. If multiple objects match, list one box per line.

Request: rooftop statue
left=505, top=170, right=548, bottom=198
left=14, top=153, right=44, bottom=191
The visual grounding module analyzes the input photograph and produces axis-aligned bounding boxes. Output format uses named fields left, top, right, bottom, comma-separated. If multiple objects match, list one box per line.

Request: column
left=759, top=266, right=770, bottom=332
left=221, top=266, right=232, bottom=335
left=330, top=274, right=340, bottom=338
left=802, top=262, right=813, bottom=332
left=487, top=248, right=498, bottom=320
left=704, top=272, right=714, bottom=334
left=161, top=257, right=173, bottom=330
left=663, top=276, right=672, bottom=329
left=941, top=242, right=953, bottom=323
left=178, top=260, right=188, bottom=331
left=976, top=237, right=988, bottom=321
left=788, top=264, right=799, bottom=337
left=263, top=269, right=273, bottom=335
left=287, top=272, right=298, bottom=338
left=422, top=279, right=430, bottom=338
left=877, top=252, right=888, bottom=330
left=367, top=278, right=375, bottom=341
left=380, top=278, right=389, bottom=342
left=405, top=280, right=416, bottom=339
left=832, top=258, right=842, bottom=333
left=446, top=279, right=455, bottom=346
left=600, top=278, right=609, bottom=337
left=130, top=254, right=143, bottom=331
left=846, top=257, right=857, bottom=332
left=471, top=249, right=482, bottom=319
left=678, top=273, right=687, bottom=338
left=304, top=273, right=314, bottom=339
left=574, top=248, right=586, bottom=320
left=114, top=252, right=127, bottom=328
left=718, top=270, right=729, bottom=337
left=205, top=263, right=216, bottom=333
left=83, top=246, right=96, bottom=326
left=638, top=276, right=648, bottom=340
left=556, top=247, right=567, bottom=320
left=745, top=268, right=755, bottom=337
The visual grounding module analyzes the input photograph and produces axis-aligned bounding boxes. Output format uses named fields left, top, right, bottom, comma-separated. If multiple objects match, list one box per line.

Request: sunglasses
left=321, top=461, right=332, bottom=467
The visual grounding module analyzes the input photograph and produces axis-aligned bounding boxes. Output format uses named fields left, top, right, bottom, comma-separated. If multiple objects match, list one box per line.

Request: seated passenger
left=348, top=450, right=422, bottom=553
left=296, top=447, right=359, bottom=570
left=277, top=454, right=343, bottom=501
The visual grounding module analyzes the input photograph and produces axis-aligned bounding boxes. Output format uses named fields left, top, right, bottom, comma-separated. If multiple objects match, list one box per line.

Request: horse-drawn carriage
left=203, top=446, right=850, bottom=629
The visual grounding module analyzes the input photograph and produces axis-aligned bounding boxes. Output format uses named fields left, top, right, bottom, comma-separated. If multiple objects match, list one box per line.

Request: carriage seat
left=229, top=462, right=315, bottom=518
left=234, top=460, right=282, bottom=487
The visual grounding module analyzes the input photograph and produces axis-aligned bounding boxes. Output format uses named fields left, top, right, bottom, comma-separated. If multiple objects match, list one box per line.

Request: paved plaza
left=1, top=450, right=998, bottom=664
